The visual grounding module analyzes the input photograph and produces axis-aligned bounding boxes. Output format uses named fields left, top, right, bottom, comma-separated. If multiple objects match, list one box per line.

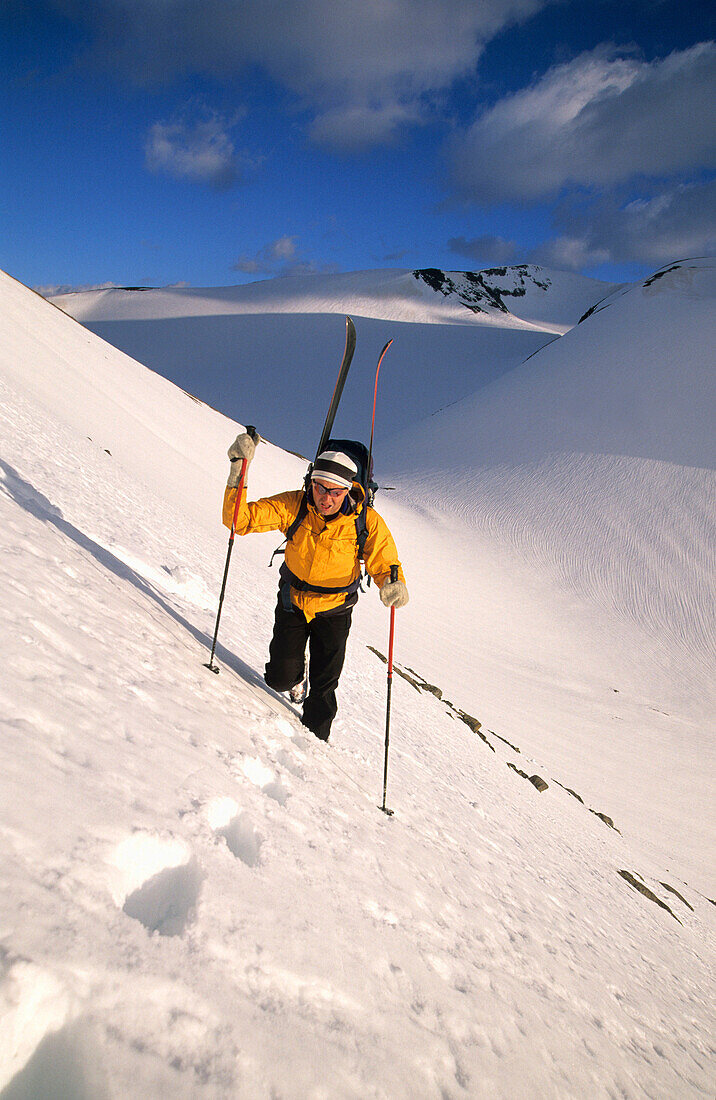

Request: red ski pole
left=205, top=427, right=255, bottom=673
left=367, top=337, right=393, bottom=491
left=381, top=564, right=399, bottom=815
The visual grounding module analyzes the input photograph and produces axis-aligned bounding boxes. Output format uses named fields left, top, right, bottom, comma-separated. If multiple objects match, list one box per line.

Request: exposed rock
left=413, top=266, right=550, bottom=315
left=488, top=729, right=521, bottom=754
left=395, top=667, right=423, bottom=692
left=578, top=289, right=615, bottom=324
left=643, top=261, right=683, bottom=287
left=454, top=710, right=493, bottom=752
left=590, top=810, right=620, bottom=833
left=366, top=647, right=425, bottom=692
left=552, top=780, right=584, bottom=804
left=507, top=762, right=548, bottom=791
left=402, top=664, right=442, bottom=697
left=578, top=303, right=599, bottom=324
left=619, top=870, right=682, bottom=924
left=659, top=882, right=695, bottom=912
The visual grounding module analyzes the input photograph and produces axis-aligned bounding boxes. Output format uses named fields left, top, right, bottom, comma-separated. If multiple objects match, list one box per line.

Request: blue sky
left=2, top=0, right=714, bottom=292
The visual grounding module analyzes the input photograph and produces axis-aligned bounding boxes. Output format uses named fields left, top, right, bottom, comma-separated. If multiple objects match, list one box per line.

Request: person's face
left=312, top=479, right=348, bottom=517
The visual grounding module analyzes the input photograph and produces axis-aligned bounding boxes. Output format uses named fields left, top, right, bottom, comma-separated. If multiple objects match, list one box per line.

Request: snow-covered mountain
left=51, top=265, right=612, bottom=328
left=1, top=263, right=714, bottom=1098
left=49, top=266, right=619, bottom=458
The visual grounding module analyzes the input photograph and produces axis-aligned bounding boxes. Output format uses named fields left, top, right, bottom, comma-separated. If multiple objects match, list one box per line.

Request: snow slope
left=382, top=257, right=716, bottom=891
left=48, top=266, right=618, bottom=458
left=50, top=265, right=612, bottom=328
left=1, top=267, right=714, bottom=1098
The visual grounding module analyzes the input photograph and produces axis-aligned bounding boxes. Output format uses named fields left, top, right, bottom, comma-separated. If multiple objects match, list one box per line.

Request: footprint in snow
left=274, top=715, right=312, bottom=751
left=206, top=797, right=264, bottom=867
left=274, top=747, right=306, bottom=780
left=0, top=954, right=87, bottom=1096
left=239, top=755, right=289, bottom=806
left=108, top=832, right=202, bottom=937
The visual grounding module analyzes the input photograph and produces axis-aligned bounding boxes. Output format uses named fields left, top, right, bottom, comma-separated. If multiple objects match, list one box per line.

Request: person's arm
left=223, top=483, right=304, bottom=535
left=222, top=431, right=302, bottom=535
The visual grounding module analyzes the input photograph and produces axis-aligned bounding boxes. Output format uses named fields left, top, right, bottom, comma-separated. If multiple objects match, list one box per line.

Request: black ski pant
left=264, top=600, right=353, bottom=741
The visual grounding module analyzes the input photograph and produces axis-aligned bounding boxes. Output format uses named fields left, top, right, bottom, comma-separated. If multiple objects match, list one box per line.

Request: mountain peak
left=413, top=264, right=553, bottom=315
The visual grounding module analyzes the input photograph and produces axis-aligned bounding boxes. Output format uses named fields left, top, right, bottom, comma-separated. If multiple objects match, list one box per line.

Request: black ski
left=315, top=316, right=356, bottom=460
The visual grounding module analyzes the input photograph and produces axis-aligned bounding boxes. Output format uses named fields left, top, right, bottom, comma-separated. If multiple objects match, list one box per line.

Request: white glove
left=227, top=429, right=258, bottom=486
left=380, top=579, right=409, bottom=609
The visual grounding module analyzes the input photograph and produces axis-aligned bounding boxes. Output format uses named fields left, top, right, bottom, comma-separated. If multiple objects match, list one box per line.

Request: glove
left=380, top=579, right=409, bottom=609
left=227, top=428, right=259, bottom=487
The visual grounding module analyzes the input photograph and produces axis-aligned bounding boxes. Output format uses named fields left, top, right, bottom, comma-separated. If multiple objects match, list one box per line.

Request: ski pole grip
left=390, top=564, right=399, bottom=584
left=229, top=426, right=258, bottom=464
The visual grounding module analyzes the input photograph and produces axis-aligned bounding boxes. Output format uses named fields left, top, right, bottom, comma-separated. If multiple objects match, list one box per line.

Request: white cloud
left=58, top=0, right=554, bottom=149
left=527, top=236, right=610, bottom=272
left=450, top=42, right=716, bottom=203
left=448, top=234, right=518, bottom=265
left=145, top=109, right=244, bottom=189
left=232, top=257, right=264, bottom=275
left=309, top=102, right=423, bottom=151
left=231, top=236, right=338, bottom=278
left=551, top=179, right=716, bottom=266
left=232, top=236, right=297, bottom=274
left=267, top=236, right=298, bottom=262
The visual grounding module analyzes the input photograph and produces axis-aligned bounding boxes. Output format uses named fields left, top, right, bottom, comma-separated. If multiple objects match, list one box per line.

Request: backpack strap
left=355, top=508, right=368, bottom=560
left=286, top=489, right=309, bottom=543
left=268, top=486, right=309, bottom=568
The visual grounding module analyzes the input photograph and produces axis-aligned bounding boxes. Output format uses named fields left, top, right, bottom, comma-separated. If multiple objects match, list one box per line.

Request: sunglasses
left=313, top=481, right=347, bottom=499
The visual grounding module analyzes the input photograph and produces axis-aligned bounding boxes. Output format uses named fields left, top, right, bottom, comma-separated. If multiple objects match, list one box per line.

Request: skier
left=223, top=431, right=408, bottom=741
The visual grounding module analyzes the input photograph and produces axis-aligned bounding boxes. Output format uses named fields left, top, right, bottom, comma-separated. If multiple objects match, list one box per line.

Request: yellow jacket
left=223, top=481, right=405, bottom=621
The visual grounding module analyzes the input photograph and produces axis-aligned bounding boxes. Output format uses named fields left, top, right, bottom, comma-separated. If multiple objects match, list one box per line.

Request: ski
left=315, top=316, right=357, bottom=460
left=366, top=337, right=393, bottom=489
